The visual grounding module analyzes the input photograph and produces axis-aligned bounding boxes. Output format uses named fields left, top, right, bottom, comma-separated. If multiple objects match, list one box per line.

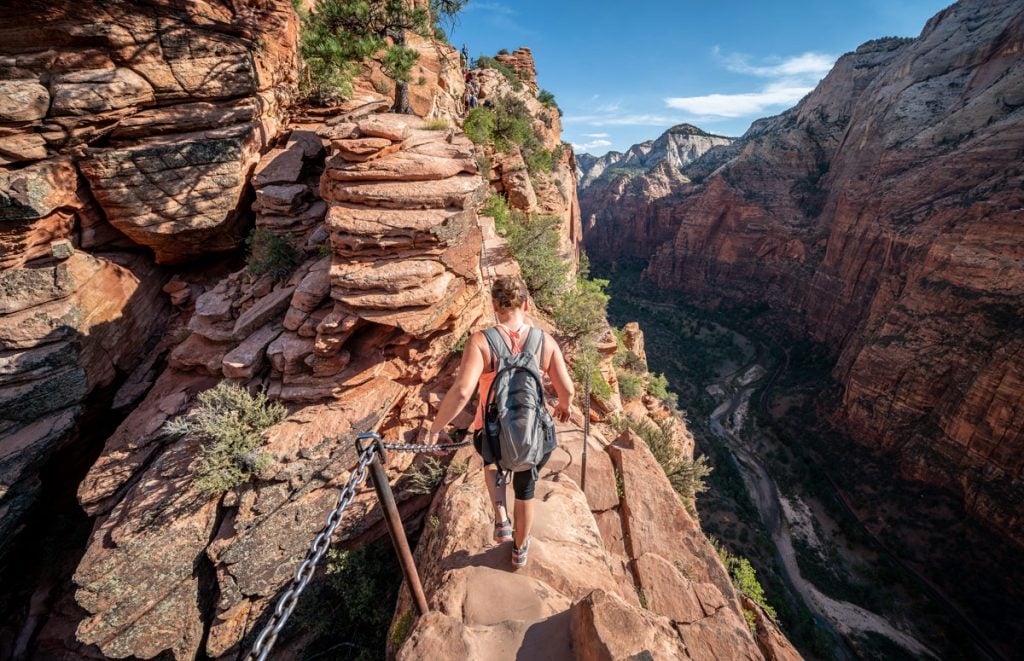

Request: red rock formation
left=0, top=0, right=299, bottom=264
left=391, top=423, right=791, bottom=660
left=495, top=47, right=540, bottom=93
left=593, top=0, right=1024, bottom=543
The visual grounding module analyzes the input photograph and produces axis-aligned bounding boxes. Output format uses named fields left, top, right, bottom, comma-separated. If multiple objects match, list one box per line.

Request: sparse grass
left=423, top=117, right=449, bottom=130
left=448, top=458, right=469, bottom=476
left=405, top=457, right=447, bottom=495
left=390, top=609, right=415, bottom=647
left=481, top=193, right=510, bottom=233
left=246, top=229, right=299, bottom=281
left=165, top=382, right=286, bottom=496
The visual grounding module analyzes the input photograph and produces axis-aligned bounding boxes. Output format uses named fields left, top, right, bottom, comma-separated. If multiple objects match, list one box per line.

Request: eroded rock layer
left=0, top=0, right=298, bottom=263
left=588, top=0, right=1024, bottom=542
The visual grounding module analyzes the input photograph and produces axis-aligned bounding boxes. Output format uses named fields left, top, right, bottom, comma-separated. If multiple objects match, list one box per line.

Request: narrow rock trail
left=395, top=420, right=773, bottom=659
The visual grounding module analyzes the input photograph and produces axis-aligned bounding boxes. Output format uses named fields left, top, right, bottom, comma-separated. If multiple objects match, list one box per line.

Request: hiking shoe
left=493, top=519, right=513, bottom=543
left=512, top=537, right=531, bottom=568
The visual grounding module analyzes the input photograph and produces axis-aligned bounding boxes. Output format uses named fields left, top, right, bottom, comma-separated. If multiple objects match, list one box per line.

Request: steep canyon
left=582, top=0, right=1024, bottom=549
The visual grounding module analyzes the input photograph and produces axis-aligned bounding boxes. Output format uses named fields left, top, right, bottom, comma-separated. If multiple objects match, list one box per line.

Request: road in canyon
left=707, top=355, right=940, bottom=659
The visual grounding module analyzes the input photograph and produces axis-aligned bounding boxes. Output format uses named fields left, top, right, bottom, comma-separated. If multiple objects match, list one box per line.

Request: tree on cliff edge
left=299, top=0, right=467, bottom=112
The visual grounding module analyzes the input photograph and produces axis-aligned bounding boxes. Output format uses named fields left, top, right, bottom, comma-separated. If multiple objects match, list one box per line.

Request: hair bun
left=491, top=276, right=528, bottom=310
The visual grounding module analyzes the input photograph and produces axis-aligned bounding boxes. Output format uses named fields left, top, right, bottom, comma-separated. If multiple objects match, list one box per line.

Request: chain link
left=382, top=440, right=471, bottom=454
left=247, top=445, right=375, bottom=661
left=245, top=432, right=470, bottom=660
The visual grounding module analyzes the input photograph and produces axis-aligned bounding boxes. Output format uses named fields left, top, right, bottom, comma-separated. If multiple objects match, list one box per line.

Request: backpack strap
left=521, top=327, right=544, bottom=365
left=482, top=327, right=511, bottom=371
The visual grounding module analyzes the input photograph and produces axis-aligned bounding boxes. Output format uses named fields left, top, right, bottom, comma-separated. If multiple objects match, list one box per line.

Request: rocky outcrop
left=392, top=420, right=793, bottom=660
left=0, top=0, right=299, bottom=558
left=0, top=251, right=167, bottom=547
left=579, top=125, right=733, bottom=263
left=69, top=110, right=491, bottom=659
left=471, top=58, right=582, bottom=264
left=0, top=0, right=299, bottom=263
left=591, top=0, right=1024, bottom=542
left=495, top=47, right=540, bottom=94
left=577, top=124, right=733, bottom=191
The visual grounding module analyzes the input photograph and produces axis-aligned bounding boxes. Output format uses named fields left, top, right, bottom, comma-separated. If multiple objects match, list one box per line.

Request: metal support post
left=357, top=434, right=430, bottom=616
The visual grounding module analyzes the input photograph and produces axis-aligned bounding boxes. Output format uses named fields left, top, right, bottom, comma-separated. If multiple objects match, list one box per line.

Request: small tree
left=298, top=0, right=466, bottom=111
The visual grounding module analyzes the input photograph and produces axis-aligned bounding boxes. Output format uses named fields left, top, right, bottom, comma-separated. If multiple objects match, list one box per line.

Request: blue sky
left=447, top=0, right=952, bottom=155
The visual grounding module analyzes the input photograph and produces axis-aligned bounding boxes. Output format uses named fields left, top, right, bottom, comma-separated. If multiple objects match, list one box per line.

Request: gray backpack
left=481, top=326, right=556, bottom=476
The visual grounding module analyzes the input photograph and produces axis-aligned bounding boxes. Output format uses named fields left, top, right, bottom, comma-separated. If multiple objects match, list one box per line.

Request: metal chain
left=247, top=444, right=376, bottom=661
left=382, top=440, right=471, bottom=453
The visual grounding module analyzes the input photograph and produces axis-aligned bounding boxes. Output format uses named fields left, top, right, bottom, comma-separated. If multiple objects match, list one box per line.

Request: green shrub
left=492, top=95, right=534, bottom=152
left=497, top=48, right=510, bottom=55
left=165, top=382, right=286, bottom=496
left=481, top=193, right=510, bottom=233
left=504, top=213, right=570, bottom=309
left=464, top=106, right=496, bottom=145
left=617, top=369, right=644, bottom=399
left=553, top=273, right=609, bottom=339
left=608, top=415, right=711, bottom=516
left=537, top=88, right=557, bottom=107
left=525, top=144, right=564, bottom=174
left=572, top=340, right=613, bottom=403
left=246, top=229, right=299, bottom=280
left=714, top=542, right=778, bottom=627
left=296, top=0, right=465, bottom=104
left=647, top=372, right=678, bottom=409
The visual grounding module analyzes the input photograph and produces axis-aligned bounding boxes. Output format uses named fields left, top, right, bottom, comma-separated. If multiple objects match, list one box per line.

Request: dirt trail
left=709, top=362, right=939, bottom=659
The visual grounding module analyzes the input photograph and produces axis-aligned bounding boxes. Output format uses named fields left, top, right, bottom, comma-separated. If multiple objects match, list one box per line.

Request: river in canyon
left=600, top=262, right=1024, bottom=661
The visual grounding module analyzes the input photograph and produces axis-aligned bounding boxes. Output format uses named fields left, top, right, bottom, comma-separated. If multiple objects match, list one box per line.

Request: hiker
left=426, top=277, right=574, bottom=568
left=469, top=94, right=478, bottom=109
left=461, top=43, right=470, bottom=69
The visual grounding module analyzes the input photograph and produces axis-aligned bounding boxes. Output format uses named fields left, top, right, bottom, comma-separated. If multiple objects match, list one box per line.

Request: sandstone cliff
left=590, top=0, right=1024, bottom=543
left=579, top=125, right=733, bottom=263
left=0, top=0, right=298, bottom=556
left=1, top=8, right=798, bottom=660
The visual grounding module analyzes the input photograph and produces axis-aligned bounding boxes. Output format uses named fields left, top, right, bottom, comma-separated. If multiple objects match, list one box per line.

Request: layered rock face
left=592, top=0, right=1024, bottom=542
left=0, top=0, right=297, bottom=552
left=577, top=124, right=733, bottom=191
left=68, top=111, right=490, bottom=660
left=579, top=125, right=732, bottom=263
left=0, top=0, right=298, bottom=264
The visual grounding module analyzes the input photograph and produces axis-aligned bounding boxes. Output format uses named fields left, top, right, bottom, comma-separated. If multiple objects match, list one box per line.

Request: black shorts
left=473, top=430, right=551, bottom=501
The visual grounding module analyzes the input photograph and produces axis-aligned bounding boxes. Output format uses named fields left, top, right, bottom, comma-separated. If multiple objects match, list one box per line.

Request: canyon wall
left=0, top=5, right=798, bottom=657
left=0, top=0, right=299, bottom=552
left=588, top=0, right=1024, bottom=543
left=579, top=125, right=732, bottom=263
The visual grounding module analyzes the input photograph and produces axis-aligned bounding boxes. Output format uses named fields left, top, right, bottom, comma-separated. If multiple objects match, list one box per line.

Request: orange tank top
left=473, top=325, right=535, bottom=429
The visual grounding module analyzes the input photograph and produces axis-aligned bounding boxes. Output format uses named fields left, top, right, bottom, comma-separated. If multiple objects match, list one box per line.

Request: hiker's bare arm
left=427, top=332, right=486, bottom=439
left=545, top=333, right=574, bottom=422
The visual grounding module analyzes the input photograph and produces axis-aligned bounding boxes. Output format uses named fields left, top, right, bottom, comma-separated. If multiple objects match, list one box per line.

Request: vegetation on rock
left=610, top=414, right=711, bottom=516
left=165, top=383, right=286, bottom=495
left=474, top=55, right=523, bottom=90
left=246, top=229, right=300, bottom=280
left=296, top=0, right=466, bottom=105
left=714, top=540, right=779, bottom=629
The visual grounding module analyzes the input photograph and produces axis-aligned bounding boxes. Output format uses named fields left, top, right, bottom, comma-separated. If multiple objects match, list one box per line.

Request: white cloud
left=584, top=132, right=610, bottom=138
left=662, top=48, right=836, bottom=119
left=564, top=113, right=684, bottom=126
left=665, top=82, right=813, bottom=118
left=572, top=138, right=613, bottom=152
left=716, top=48, right=835, bottom=79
